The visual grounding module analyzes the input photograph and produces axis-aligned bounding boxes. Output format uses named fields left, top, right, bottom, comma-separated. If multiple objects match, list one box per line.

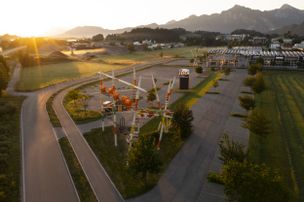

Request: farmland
left=247, top=72, right=304, bottom=201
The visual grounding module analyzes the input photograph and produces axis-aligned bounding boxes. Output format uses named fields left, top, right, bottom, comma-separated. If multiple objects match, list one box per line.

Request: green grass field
left=16, top=62, right=126, bottom=91
left=59, top=137, right=97, bottom=202
left=84, top=71, right=222, bottom=198
left=94, top=46, right=202, bottom=64
left=16, top=47, right=205, bottom=91
left=0, top=96, right=24, bottom=202
left=247, top=72, right=304, bottom=201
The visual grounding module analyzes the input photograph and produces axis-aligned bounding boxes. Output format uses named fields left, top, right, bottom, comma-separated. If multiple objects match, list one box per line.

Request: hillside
left=270, top=21, right=304, bottom=36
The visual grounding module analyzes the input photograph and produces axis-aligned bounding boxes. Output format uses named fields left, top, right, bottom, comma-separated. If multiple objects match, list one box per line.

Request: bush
left=172, top=104, right=194, bottom=140
left=243, top=76, right=256, bottom=87
left=222, top=161, right=290, bottom=202
left=239, top=95, right=255, bottom=111
left=248, top=63, right=262, bottom=75
left=243, top=109, right=270, bottom=137
left=252, top=73, right=265, bottom=94
left=223, top=67, right=231, bottom=76
left=128, top=134, right=161, bottom=185
left=195, top=66, right=202, bottom=74
left=218, top=134, right=246, bottom=164
left=207, top=172, right=224, bottom=184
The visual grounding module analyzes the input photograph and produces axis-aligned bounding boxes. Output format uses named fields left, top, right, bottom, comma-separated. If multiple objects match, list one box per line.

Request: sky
left=1, top=0, right=303, bottom=36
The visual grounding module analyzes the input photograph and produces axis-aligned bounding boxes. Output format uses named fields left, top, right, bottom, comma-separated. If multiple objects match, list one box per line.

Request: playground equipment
left=97, top=68, right=176, bottom=149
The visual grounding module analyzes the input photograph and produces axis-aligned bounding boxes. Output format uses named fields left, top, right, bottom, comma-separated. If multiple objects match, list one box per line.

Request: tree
left=223, top=67, right=231, bottom=76
left=172, top=104, right=194, bottom=139
left=243, top=109, right=270, bottom=137
left=159, top=51, right=164, bottom=58
left=243, top=76, right=256, bottom=87
left=128, top=134, right=161, bottom=185
left=239, top=95, right=255, bottom=111
left=252, top=73, right=265, bottom=94
left=127, top=43, right=135, bottom=52
left=222, top=160, right=289, bottom=202
left=92, top=34, right=104, bottom=41
left=0, top=56, right=9, bottom=97
left=218, top=134, right=246, bottom=164
left=68, top=90, right=81, bottom=105
left=248, top=63, right=261, bottom=75
left=195, top=66, right=202, bottom=74
left=147, top=89, right=156, bottom=104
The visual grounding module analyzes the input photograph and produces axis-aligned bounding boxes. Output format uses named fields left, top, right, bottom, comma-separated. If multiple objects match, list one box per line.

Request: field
left=0, top=96, right=24, bottom=202
left=247, top=72, right=304, bottom=201
left=84, top=71, right=222, bottom=198
left=59, top=137, right=97, bottom=202
left=16, top=47, right=200, bottom=91
left=94, top=46, right=202, bottom=64
left=16, top=62, right=125, bottom=91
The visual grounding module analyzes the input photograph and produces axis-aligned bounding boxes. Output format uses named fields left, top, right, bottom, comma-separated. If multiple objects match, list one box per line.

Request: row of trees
left=207, top=63, right=290, bottom=201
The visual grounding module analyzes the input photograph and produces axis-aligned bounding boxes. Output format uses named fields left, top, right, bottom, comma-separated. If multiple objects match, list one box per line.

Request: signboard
left=178, top=69, right=190, bottom=78
left=179, top=68, right=190, bottom=90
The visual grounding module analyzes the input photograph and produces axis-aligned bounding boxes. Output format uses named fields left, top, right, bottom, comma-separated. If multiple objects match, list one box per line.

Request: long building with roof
left=207, top=47, right=304, bottom=69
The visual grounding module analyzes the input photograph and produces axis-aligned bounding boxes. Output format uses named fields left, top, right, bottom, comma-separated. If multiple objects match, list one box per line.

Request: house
left=252, top=37, right=268, bottom=45
left=270, top=42, right=281, bottom=50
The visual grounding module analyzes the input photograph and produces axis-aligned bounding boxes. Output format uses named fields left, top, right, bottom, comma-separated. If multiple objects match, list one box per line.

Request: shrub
left=218, top=134, right=246, bottom=164
left=195, top=66, right=202, bottom=74
left=252, top=73, right=265, bottom=94
left=243, top=109, right=270, bottom=137
left=239, top=95, right=255, bottom=111
left=248, top=63, right=262, bottom=75
left=207, top=172, right=224, bottom=184
left=222, top=161, right=289, bottom=202
left=172, top=104, right=194, bottom=140
left=243, top=76, right=256, bottom=87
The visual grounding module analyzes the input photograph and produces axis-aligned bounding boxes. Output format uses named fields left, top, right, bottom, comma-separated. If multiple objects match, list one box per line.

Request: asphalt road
left=128, top=69, right=248, bottom=202
left=21, top=90, right=80, bottom=202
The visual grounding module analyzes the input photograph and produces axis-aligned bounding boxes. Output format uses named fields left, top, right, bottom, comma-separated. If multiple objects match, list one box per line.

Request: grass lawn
left=64, top=90, right=101, bottom=124
left=94, top=46, right=203, bottom=64
left=247, top=72, right=304, bottom=201
left=84, top=71, right=222, bottom=198
left=0, top=96, right=24, bottom=202
left=16, top=62, right=126, bottom=91
left=59, top=137, right=97, bottom=202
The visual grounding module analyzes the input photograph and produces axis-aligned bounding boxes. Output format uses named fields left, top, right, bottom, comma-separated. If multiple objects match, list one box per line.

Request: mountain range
left=57, top=4, right=304, bottom=38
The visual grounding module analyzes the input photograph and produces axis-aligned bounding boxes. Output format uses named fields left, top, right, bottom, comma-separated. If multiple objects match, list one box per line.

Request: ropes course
left=97, top=68, right=176, bottom=150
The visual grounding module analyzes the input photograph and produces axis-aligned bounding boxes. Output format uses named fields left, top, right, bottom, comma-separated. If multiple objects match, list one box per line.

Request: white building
left=294, top=41, right=304, bottom=50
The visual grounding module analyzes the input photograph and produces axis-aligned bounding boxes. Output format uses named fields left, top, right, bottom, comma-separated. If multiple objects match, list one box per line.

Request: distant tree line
left=0, top=56, right=9, bottom=96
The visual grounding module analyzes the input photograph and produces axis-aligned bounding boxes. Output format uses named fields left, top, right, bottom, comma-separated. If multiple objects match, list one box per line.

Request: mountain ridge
left=57, top=4, right=304, bottom=38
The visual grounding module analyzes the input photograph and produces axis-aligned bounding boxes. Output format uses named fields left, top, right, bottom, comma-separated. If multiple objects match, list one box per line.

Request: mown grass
left=94, top=46, right=201, bottom=64
left=0, top=96, right=24, bottom=202
left=64, top=90, right=101, bottom=124
left=247, top=72, right=304, bottom=201
left=17, top=47, right=201, bottom=92
left=59, top=137, right=97, bottom=202
left=46, top=92, right=61, bottom=127
left=84, top=71, right=222, bottom=198
left=16, top=62, right=126, bottom=91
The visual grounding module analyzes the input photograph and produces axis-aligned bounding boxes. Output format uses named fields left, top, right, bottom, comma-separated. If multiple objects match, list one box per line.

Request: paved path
left=128, top=69, right=248, bottom=202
